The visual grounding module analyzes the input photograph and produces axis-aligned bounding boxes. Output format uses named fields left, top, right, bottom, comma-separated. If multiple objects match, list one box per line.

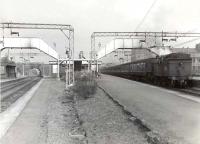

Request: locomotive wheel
left=170, top=80, right=175, bottom=88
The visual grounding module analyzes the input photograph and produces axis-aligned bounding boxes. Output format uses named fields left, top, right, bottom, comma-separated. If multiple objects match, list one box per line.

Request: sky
left=1, top=0, right=200, bottom=58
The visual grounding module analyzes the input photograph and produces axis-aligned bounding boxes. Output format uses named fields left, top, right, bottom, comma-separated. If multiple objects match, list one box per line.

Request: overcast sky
left=1, top=0, right=200, bottom=58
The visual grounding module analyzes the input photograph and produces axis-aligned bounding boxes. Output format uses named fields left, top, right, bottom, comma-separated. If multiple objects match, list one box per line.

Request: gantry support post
left=57, top=59, right=60, bottom=80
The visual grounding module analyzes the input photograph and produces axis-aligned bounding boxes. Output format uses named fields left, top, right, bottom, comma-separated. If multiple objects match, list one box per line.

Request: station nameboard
left=49, top=61, right=58, bottom=65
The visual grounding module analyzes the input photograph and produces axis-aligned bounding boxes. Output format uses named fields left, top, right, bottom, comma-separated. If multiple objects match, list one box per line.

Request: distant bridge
left=0, top=37, right=58, bottom=60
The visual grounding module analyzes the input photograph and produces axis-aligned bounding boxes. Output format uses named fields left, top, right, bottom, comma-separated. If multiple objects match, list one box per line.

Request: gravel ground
left=46, top=87, right=81, bottom=144
left=42, top=81, right=86, bottom=144
left=75, top=88, right=149, bottom=144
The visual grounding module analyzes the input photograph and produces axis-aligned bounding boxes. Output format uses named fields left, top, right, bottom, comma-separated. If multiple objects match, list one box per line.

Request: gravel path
left=46, top=84, right=81, bottom=144
left=75, top=88, right=149, bottom=144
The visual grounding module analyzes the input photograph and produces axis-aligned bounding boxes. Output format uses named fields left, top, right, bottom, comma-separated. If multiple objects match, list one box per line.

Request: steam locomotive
left=100, top=53, right=192, bottom=87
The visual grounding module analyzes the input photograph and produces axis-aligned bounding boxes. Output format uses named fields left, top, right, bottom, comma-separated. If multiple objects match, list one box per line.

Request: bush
left=73, top=71, right=97, bottom=99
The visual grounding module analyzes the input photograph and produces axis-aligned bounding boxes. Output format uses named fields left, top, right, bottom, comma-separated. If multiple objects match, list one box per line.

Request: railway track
left=0, top=77, right=41, bottom=112
left=1, top=78, right=33, bottom=94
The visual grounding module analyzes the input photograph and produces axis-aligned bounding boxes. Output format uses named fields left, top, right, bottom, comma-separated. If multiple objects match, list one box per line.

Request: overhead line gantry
left=91, top=31, right=200, bottom=59
left=0, top=22, right=75, bottom=86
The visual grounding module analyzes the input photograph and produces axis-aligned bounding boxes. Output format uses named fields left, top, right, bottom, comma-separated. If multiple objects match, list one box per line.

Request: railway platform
left=97, top=74, right=200, bottom=144
left=0, top=78, right=74, bottom=144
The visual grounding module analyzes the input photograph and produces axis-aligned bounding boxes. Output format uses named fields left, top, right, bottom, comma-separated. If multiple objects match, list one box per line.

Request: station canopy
left=0, top=37, right=58, bottom=60
left=97, top=38, right=172, bottom=59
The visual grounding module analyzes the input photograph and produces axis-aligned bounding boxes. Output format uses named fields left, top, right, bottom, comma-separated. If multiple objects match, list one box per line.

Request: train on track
left=101, top=53, right=192, bottom=87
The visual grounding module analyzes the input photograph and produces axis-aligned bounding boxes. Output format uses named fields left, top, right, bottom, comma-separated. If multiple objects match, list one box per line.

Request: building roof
left=97, top=39, right=140, bottom=59
left=0, top=37, right=58, bottom=60
left=171, top=48, right=198, bottom=54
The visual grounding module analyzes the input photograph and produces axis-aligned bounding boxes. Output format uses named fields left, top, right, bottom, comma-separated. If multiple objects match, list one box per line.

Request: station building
left=0, top=57, right=16, bottom=79
left=1, top=38, right=59, bottom=78
left=131, top=48, right=156, bottom=61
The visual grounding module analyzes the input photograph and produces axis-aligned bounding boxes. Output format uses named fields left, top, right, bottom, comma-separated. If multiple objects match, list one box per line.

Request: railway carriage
left=101, top=53, right=192, bottom=87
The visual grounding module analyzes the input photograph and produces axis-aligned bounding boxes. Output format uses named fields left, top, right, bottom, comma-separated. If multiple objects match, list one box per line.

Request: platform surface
left=98, top=74, right=200, bottom=144
left=0, top=79, right=66, bottom=144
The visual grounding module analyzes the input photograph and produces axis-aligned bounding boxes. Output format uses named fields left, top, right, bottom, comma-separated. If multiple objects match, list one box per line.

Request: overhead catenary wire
left=172, top=29, right=199, bottom=47
left=134, top=0, right=158, bottom=32
left=174, top=38, right=200, bottom=47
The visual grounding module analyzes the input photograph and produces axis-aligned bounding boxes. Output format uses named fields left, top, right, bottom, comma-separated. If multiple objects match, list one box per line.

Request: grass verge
left=72, top=71, right=97, bottom=99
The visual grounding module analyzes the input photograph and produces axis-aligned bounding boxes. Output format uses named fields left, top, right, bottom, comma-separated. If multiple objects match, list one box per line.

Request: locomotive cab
left=154, top=53, right=192, bottom=87
left=165, top=53, right=192, bottom=79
